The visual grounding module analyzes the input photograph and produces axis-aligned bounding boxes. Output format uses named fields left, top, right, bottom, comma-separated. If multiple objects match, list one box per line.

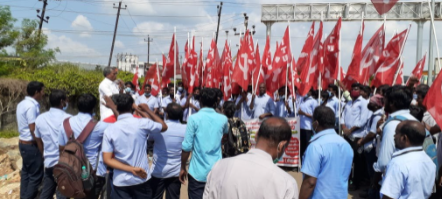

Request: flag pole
left=318, top=12, right=323, bottom=105
left=252, top=40, right=256, bottom=95
left=188, top=32, right=192, bottom=118
left=338, top=16, right=342, bottom=135
left=201, top=37, right=204, bottom=88
left=285, top=22, right=290, bottom=116
left=173, top=27, right=177, bottom=96
left=393, top=25, right=411, bottom=85
left=157, top=58, right=163, bottom=114
left=428, top=0, right=442, bottom=73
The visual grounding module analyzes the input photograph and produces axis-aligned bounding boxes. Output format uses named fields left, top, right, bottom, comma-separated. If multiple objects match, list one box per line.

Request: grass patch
left=0, top=130, right=19, bottom=138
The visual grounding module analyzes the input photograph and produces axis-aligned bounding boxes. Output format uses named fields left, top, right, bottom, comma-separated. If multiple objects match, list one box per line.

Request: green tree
left=0, top=6, right=19, bottom=52
left=14, top=19, right=59, bottom=68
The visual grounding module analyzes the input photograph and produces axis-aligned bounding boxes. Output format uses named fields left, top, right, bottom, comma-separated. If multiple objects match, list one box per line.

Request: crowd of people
left=15, top=66, right=440, bottom=199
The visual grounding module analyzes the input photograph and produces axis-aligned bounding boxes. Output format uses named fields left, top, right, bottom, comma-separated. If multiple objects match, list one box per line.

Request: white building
left=116, top=53, right=146, bottom=77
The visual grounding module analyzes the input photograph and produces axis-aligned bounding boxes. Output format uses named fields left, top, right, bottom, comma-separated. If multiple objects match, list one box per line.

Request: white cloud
left=45, top=28, right=102, bottom=63
left=115, top=40, right=125, bottom=48
left=71, top=15, right=93, bottom=37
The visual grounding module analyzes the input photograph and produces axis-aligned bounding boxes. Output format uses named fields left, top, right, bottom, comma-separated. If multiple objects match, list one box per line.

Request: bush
left=0, top=130, right=19, bottom=138
left=7, top=63, right=136, bottom=116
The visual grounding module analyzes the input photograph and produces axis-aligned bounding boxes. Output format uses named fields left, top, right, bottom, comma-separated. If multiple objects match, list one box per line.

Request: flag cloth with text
left=322, top=18, right=342, bottom=89
left=371, top=28, right=409, bottom=87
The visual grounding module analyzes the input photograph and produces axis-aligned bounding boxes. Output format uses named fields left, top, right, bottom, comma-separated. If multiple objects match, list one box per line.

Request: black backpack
left=222, top=117, right=250, bottom=158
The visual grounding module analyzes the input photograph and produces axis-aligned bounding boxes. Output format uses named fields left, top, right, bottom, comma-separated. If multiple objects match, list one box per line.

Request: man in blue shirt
left=381, top=121, right=435, bottom=199
left=16, top=81, right=45, bottom=199
left=300, top=106, right=353, bottom=199
left=275, top=86, right=294, bottom=118
left=326, top=84, right=340, bottom=132
left=340, top=83, right=370, bottom=190
left=102, top=94, right=167, bottom=199
left=180, top=88, right=229, bottom=199
left=250, top=83, right=275, bottom=120
left=150, top=103, right=186, bottom=199
left=58, top=94, right=110, bottom=199
left=298, top=89, right=319, bottom=158
left=235, top=86, right=254, bottom=119
left=35, top=90, right=71, bottom=199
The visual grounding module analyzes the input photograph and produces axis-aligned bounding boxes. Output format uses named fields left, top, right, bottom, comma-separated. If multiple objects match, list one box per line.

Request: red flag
left=232, top=30, right=254, bottom=91
left=322, top=18, right=342, bottom=89
left=394, top=59, right=404, bottom=85
left=267, top=26, right=292, bottom=95
left=372, top=28, right=409, bottom=87
left=182, top=40, right=190, bottom=88
left=161, top=55, right=171, bottom=89
left=144, top=63, right=161, bottom=96
left=371, top=0, right=399, bottom=15
left=299, top=21, right=323, bottom=96
left=296, top=22, right=315, bottom=73
left=195, top=40, right=203, bottom=88
left=423, top=69, right=442, bottom=128
left=132, top=65, right=140, bottom=93
left=222, top=41, right=233, bottom=101
left=262, top=35, right=272, bottom=80
left=360, top=24, right=385, bottom=85
left=187, top=47, right=198, bottom=93
left=343, top=21, right=365, bottom=91
left=163, top=34, right=179, bottom=87
left=252, top=43, right=264, bottom=94
left=409, top=53, right=427, bottom=82
left=205, top=39, right=220, bottom=88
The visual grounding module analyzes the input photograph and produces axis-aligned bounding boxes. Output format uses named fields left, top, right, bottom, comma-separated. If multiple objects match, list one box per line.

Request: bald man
left=203, top=117, right=298, bottom=199
left=381, top=121, right=436, bottom=199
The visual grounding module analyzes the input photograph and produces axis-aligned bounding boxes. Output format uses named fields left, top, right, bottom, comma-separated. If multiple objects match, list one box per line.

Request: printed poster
left=243, top=117, right=300, bottom=168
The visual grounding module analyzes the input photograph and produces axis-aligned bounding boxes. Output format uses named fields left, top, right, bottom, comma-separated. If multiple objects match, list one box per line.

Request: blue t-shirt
left=182, top=108, right=228, bottom=182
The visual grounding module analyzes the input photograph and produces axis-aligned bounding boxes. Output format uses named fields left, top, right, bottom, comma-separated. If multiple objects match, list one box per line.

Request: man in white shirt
left=250, top=83, right=275, bottom=120
left=149, top=103, right=186, bottom=199
left=136, top=84, right=159, bottom=114
left=99, top=67, right=123, bottom=120
left=203, top=117, right=298, bottom=199
left=16, top=81, right=45, bottom=199
left=158, top=87, right=173, bottom=119
left=182, top=87, right=201, bottom=122
left=35, top=90, right=71, bottom=199
left=381, top=121, right=435, bottom=199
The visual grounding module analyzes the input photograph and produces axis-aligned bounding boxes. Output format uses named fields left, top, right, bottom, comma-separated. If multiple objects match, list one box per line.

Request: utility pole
left=144, top=35, right=153, bottom=73
left=108, top=1, right=126, bottom=67
left=36, top=0, right=49, bottom=37
left=215, top=2, right=223, bottom=45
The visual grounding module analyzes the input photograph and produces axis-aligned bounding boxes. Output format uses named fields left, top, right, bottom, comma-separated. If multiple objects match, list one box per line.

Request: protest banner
left=243, top=117, right=300, bottom=168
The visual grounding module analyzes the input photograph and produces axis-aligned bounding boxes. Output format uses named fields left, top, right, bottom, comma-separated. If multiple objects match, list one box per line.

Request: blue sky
left=2, top=0, right=442, bottom=75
